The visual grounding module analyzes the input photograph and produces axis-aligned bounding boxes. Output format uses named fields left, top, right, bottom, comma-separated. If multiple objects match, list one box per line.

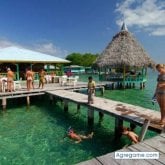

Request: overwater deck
left=46, top=90, right=163, bottom=133
left=1, top=82, right=164, bottom=164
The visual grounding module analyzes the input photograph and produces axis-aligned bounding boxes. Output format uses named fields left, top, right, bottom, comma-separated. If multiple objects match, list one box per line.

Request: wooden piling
left=99, top=112, right=104, bottom=123
left=64, top=99, right=68, bottom=112
left=143, top=82, right=145, bottom=88
left=114, top=117, right=123, bottom=140
left=130, top=123, right=136, bottom=131
left=139, top=119, right=150, bottom=142
left=100, top=86, right=105, bottom=96
left=77, top=103, right=80, bottom=114
left=2, top=97, right=7, bottom=110
left=88, top=107, right=94, bottom=126
left=26, top=96, right=30, bottom=106
left=112, top=83, right=115, bottom=90
left=49, top=94, right=53, bottom=104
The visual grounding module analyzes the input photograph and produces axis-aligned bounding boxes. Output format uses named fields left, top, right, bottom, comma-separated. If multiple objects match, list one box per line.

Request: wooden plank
left=76, top=158, right=101, bottom=165
left=97, top=147, right=151, bottom=165
left=96, top=152, right=120, bottom=165
left=130, top=142, right=165, bottom=165
left=0, top=92, right=45, bottom=99
left=143, top=136, right=165, bottom=154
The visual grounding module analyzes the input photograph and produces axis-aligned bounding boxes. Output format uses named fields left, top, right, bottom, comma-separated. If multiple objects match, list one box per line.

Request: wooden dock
left=0, top=83, right=165, bottom=164
left=77, top=133, right=165, bottom=165
left=46, top=90, right=164, bottom=133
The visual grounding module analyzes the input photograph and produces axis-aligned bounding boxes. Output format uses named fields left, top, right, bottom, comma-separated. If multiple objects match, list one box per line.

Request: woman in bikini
left=26, top=68, right=33, bottom=91
left=154, top=64, right=165, bottom=126
left=38, top=69, right=46, bottom=89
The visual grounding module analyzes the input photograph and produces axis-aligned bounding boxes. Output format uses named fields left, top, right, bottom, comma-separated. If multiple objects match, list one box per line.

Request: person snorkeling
left=64, top=127, right=94, bottom=143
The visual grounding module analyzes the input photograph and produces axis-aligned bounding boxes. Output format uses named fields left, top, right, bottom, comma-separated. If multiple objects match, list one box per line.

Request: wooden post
left=2, top=97, right=7, bottom=111
left=64, top=99, right=68, bottom=112
left=99, top=112, right=104, bottom=123
left=77, top=103, right=80, bottom=114
left=112, top=83, right=115, bottom=90
left=27, top=96, right=30, bottom=107
left=140, top=82, right=142, bottom=89
left=139, top=119, right=150, bottom=142
left=133, top=83, right=135, bottom=88
left=114, top=117, right=123, bottom=140
left=88, top=107, right=94, bottom=126
left=100, top=86, right=105, bottom=96
left=54, top=97, right=57, bottom=105
left=49, top=95, right=53, bottom=104
left=143, top=82, right=145, bottom=88
left=130, top=123, right=136, bottom=131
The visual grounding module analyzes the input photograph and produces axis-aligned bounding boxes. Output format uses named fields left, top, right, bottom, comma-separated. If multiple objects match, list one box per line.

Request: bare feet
left=88, top=132, right=94, bottom=138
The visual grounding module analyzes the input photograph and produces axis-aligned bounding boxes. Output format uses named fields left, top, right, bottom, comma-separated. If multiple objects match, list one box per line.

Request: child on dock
left=121, top=127, right=139, bottom=144
left=87, top=76, right=96, bottom=104
left=65, top=127, right=94, bottom=143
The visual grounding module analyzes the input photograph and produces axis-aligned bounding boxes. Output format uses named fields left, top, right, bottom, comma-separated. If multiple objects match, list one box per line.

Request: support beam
left=99, top=112, right=104, bottom=123
left=15, top=64, right=20, bottom=80
left=114, top=117, right=123, bottom=140
left=139, top=119, right=150, bottom=142
left=130, top=123, right=136, bottom=131
left=49, top=94, right=53, bottom=104
left=88, top=107, right=94, bottom=127
left=2, top=97, right=7, bottom=111
left=26, top=96, right=30, bottom=107
left=100, top=86, right=105, bottom=96
left=77, top=103, right=80, bottom=114
left=64, top=100, right=68, bottom=112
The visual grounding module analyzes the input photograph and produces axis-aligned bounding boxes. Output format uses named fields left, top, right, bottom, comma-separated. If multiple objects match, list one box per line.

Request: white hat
left=7, top=68, right=11, bottom=71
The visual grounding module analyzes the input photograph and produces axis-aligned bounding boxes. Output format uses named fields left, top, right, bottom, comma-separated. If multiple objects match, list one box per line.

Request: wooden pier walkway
left=77, top=133, right=165, bottom=165
left=46, top=90, right=163, bottom=133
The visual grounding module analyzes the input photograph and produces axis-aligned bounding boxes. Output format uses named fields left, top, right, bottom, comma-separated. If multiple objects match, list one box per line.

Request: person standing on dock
left=26, top=68, right=33, bottom=91
left=154, top=64, right=165, bottom=126
left=87, top=76, right=96, bottom=104
left=38, top=69, right=46, bottom=89
left=7, top=68, right=14, bottom=92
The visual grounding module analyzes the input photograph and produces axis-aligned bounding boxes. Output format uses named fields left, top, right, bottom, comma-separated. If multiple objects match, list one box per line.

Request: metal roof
left=0, top=46, right=70, bottom=63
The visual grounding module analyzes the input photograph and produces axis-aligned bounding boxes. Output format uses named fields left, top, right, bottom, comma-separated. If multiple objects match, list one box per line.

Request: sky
left=0, top=0, right=164, bottom=63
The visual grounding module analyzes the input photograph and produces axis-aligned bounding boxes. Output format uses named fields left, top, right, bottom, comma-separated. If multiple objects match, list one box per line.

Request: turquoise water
left=0, top=70, right=159, bottom=164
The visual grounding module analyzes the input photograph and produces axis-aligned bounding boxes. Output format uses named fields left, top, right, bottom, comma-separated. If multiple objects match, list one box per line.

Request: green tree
left=66, top=53, right=98, bottom=67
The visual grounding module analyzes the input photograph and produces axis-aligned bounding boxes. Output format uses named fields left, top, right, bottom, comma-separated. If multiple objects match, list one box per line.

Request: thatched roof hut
left=94, top=23, right=155, bottom=68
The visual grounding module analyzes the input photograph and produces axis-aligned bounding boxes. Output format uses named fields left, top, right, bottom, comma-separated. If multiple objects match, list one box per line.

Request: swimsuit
left=157, top=74, right=165, bottom=82
left=157, top=74, right=165, bottom=95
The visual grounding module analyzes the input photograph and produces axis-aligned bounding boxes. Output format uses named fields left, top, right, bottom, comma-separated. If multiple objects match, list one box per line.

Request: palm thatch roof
left=94, top=23, right=155, bottom=68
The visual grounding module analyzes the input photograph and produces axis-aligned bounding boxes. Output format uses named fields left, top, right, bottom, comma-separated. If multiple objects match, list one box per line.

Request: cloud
left=32, top=42, right=68, bottom=58
left=0, top=39, right=68, bottom=58
left=0, top=39, right=18, bottom=48
left=116, top=0, right=165, bottom=36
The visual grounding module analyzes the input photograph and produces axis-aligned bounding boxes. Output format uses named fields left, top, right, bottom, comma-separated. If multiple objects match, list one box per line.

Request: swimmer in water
left=121, top=127, right=139, bottom=144
left=66, top=127, right=94, bottom=143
